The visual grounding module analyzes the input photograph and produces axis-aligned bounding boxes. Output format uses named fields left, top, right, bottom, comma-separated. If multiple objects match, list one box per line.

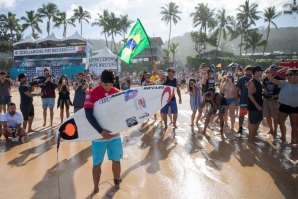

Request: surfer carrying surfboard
left=153, top=61, right=182, bottom=129
left=84, top=70, right=123, bottom=194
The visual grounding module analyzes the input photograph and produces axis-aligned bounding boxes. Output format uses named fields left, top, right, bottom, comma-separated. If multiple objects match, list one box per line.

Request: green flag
left=118, top=19, right=150, bottom=64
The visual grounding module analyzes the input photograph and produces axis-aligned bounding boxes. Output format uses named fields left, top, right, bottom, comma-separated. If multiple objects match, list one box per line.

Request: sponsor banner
left=89, top=58, right=118, bottom=75
left=14, top=46, right=83, bottom=56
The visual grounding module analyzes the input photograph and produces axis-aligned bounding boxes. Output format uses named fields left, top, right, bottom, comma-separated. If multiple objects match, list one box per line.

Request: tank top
left=248, top=78, right=263, bottom=111
left=163, top=77, right=177, bottom=101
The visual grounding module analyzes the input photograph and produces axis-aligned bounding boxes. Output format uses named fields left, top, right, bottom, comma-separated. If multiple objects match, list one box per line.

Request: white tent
left=13, top=36, right=36, bottom=46
left=61, top=31, right=87, bottom=45
left=90, top=47, right=117, bottom=59
left=36, top=33, right=60, bottom=45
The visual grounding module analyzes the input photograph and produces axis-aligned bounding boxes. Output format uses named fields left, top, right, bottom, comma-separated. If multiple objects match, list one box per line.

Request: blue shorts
left=42, top=98, right=55, bottom=109
left=92, top=137, right=123, bottom=166
left=0, top=96, right=11, bottom=105
left=161, top=100, right=178, bottom=114
left=226, top=98, right=237, bottom=106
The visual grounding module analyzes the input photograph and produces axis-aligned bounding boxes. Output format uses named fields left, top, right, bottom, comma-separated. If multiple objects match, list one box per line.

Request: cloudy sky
left=1, top=0, right=297, bottom=42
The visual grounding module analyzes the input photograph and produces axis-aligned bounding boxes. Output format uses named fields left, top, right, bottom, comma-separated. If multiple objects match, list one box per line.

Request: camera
left=205, top=92, right=213, bottom=98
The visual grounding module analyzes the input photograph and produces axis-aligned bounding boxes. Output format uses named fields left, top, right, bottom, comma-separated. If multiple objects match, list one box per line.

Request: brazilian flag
left=118, top=19, right=150, bottom=64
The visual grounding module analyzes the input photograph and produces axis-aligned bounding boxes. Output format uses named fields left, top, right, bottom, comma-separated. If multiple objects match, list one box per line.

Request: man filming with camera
left=0, top=71, right=14, bottom=113
left=40, top=68, right=57, bottom=126
left=73, top=72, right=88, bottom=112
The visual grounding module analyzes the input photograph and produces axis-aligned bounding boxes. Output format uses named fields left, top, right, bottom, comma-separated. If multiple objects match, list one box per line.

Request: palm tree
left=228, top=17, right=249, bottom=56
left=190, top=3, right=216, bottom=35
left=38, top=3, right=59, bottom=36
left=162, top=49, right=170, bottom=64
left=21, top=10, right=42, bottom=38
left=190, top=3, right=216, bottom=53
left=262, top=6, right=281, bottom=55
left=54, top=12, right=75, bottom=37
left=244, top=29, right=266, bottom=56
left=119, top=14, right=133, bottom=41
left=237, top=0, right=260, bottom=27
left=161, top=2, right=181, bottom=48
left=213, top=9, right=233, bottom=48
left=92, top=10, right=110, bottom=48
left=5, top=12, right=22, bottom=42
left=191, top=31, right=208, bottom=55
left=235, top=0, right=260, bottom=56
left=169, top=43, right=179, bottom=69
left=107, top=12, right=121, bottom=53
left=72, top=5, right=91, bottom=36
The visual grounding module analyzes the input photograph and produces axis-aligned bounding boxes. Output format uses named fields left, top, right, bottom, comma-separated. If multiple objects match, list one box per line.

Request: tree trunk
left=113, top=37, right=118, bottom=54
left=168, top=19, right=172, bottom=49
left=263, top=24, right=270, bottom=56
left=112, top=33, right=116, bottom=53
left=104, top=32, right=108, bottom=48
left=217, top=28, right=222, bottom=48
left=47, top=20, right=50, bottom=36
left=80, top=20, right=83, bottom=36
left=63, top=25, right=66, bottom=37
left=32, top=26, right=35, bottom=37
left=239, top=33, right=243, bottom=56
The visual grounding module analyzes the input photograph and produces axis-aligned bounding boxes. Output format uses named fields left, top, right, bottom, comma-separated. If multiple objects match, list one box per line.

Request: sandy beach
left=0, top=88, right=297, bottom=199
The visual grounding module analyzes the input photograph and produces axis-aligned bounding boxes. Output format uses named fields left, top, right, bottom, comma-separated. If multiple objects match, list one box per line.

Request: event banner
left=89, top=57, right=118, bottom=75
left=14, top=46, right=84, bottom=56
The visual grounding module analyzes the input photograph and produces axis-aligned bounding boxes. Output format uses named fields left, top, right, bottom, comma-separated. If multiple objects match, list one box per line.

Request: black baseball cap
left=18, top=73, right=27, bottom=81
left=245, top=65, right=253, bottom=71
left=167, top=68, right=175, bottom=72
left=252, top=66, right=264, bottom=73
left=269, top=64, right=278, bottom=70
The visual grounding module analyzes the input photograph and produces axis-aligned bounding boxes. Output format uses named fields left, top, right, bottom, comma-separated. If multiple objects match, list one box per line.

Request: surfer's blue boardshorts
left=92, top=137, right=123, bottom=166
left=161, top=100, right=178, bottom=114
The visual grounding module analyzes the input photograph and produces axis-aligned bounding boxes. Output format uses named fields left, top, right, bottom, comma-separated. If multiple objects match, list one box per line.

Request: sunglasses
left=145, top=76, right=150, bottom=78
left=286, top=73, right=294, bottom=77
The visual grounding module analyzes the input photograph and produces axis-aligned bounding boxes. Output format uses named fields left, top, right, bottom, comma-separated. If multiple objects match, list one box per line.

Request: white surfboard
left=58, top=85, right=176, bottom=141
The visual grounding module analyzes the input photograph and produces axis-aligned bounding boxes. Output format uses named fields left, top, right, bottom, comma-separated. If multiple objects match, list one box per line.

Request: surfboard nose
left=59, top=119, right=79, bottom=140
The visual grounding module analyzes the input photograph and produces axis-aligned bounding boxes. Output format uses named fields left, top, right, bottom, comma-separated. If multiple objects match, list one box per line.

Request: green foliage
left=186, top=56, right=277, bottom=71
left=0, top=58, right=12, bottom=72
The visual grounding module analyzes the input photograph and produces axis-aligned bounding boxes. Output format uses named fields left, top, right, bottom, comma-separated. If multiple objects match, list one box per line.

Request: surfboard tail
left=58, top=118, right=79, bottom=140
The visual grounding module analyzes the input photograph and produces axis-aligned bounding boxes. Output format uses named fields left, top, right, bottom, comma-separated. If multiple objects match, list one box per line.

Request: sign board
left=14, top=46, right=84, bottom=57
left=89, top=57, right=118, bottom=75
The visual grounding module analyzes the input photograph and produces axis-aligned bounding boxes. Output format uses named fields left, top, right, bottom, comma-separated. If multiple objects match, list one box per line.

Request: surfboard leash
left=57, top=133, right=61, bottom=199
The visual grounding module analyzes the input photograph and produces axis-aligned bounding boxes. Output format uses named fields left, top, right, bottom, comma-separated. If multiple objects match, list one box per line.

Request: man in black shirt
left=153, top=62, right=182, bottom=129
left=247, top=66, right=264, bottom=142
left=18, top=74, right=41, bottom=133
left=263, top=65, right=284, bottom=137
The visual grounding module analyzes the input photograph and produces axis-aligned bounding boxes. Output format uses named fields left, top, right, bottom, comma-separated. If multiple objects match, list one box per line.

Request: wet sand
left=0, top=89, right=297, bottom=199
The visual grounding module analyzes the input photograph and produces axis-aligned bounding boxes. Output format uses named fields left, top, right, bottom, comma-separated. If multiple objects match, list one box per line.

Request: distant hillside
left=88, top=27, right=298, bottom=61
left=169, top=27, right=298, bottom=61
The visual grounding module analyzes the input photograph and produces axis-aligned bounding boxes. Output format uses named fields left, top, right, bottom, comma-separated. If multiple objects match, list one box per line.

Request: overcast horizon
left=1, top=0, right=298, bottom=42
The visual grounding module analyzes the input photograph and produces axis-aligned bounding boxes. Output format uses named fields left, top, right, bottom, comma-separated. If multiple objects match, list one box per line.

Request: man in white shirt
left=3, top=103, right=25, bottom=142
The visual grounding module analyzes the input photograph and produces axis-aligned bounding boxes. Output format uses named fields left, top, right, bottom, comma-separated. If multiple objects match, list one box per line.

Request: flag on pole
left=118, top=19, right=150, bottom=64
left=216, top=63, right=222, bottom=68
